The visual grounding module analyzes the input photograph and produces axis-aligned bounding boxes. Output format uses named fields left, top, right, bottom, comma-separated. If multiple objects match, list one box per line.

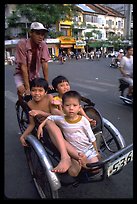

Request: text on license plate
left=107, top=150, right=133, bottom=177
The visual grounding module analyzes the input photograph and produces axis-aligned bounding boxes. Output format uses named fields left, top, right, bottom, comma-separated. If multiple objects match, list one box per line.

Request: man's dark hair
left=126, top=45, right=133, bottom=51
left=52, top=75, right=69, bottom=90
left=30, top=78, right=49, bottom=92
left=62, top=90, right=81, bottom=104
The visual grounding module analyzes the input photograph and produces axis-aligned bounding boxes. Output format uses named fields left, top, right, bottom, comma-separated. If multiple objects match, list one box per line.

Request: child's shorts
left=84, top=145, right=97, bottom=161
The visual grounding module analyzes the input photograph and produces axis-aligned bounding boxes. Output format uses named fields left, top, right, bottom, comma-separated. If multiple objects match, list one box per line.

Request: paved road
left=4, top=57, right=133, bottom=199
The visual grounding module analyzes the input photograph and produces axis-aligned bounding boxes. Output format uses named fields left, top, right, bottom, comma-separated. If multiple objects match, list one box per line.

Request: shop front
left=46, top=38, right=60, bottom=57
left=74, top=40, right=86, bottom=54
left=58, top=36, right=76, bottom=56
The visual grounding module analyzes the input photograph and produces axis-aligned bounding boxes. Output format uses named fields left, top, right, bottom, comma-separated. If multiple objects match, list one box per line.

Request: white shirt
left=47, top=115, right=96, bottom=153
left=120, top=56, right=133, bottom=76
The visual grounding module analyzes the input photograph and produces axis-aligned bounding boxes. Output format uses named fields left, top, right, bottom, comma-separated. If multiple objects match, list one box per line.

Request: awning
left=60, top=45, right=73, bottom=48
left=74, top=45, right=84, bottom=49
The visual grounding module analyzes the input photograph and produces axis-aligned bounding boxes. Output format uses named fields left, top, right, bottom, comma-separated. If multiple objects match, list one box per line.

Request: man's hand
left=25, top=88, right=30, bottom=95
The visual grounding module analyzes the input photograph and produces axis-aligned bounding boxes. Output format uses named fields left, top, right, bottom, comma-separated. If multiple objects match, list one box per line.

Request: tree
left=7, top=4, right=77, bottom=30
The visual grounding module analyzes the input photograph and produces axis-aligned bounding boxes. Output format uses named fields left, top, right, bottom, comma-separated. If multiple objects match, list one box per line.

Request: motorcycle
left=110, top=57, right=120, bottom=68
left=119, top=78, right=133, bottom=105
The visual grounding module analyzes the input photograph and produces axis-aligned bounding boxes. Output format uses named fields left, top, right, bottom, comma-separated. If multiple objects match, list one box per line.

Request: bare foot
left=51, top=157, right=71, bottom=173
left=78, top=152, right=88, bottom=168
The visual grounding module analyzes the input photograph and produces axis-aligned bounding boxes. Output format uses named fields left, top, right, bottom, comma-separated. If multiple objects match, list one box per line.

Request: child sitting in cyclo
left=51, top=75, right=96, bottom=126
left=20, top=77, right=81, bottom=173
left=38, top=90, right=100, bottom=177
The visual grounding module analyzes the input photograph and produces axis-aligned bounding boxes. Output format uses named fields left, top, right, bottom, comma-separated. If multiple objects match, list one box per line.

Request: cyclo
left=15, top=89, right=133, bottom=199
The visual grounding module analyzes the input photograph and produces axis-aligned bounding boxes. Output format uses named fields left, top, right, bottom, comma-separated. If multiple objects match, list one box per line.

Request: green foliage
left=48, top=31, right=64, bottom=38
left=7, top=4, right=77, bottom=29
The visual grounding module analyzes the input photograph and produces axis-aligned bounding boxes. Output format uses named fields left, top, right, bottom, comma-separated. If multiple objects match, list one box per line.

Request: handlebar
left=86, top=143, right=133, bottom=169
left=81, top=96, right=95, bottom=107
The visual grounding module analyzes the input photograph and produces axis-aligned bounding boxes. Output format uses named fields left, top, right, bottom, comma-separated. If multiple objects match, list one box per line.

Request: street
left=4, top=57, right=133, bottom=199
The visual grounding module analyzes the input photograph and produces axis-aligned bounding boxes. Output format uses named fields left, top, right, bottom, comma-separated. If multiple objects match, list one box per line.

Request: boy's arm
left=79, top=107, right=96, bottom=126
left=37, top=117, right=49, bottom=139
left=20, top=116, right=35, bottom=146
left=92, top=141, right=99, bottom=154
left=49, top=96, right=64, bottom=116
left=50, top=106, right=64, bottom=116
left=29, top=110, right=51, bottom=117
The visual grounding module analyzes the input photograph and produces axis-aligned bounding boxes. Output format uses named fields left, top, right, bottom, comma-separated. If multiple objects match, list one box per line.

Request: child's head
left=30, top=78, right=49, bottom=92
left=62, top=90, right=81, bottom=117
left=52, top=75, right=70, bottom=96
left=30, top=78, right=49, bottom=102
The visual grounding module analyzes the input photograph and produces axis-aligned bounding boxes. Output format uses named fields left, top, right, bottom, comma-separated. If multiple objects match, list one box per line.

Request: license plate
left=107, top=150, right=133, bottom=177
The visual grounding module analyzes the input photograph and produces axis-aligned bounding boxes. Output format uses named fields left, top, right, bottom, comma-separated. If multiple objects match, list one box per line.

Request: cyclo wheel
left=84, top=106, right=125, bottom=157
left=100, top=118, right=126, bottom=175
left=100, top=121, right=122, bottom=158
left=24, top=141, right=60, bottom=199
left=16, top=100, right=29, bottom=133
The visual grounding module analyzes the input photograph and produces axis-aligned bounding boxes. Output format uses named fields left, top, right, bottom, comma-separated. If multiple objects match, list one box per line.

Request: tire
left=24, top=142, right=60, bottom=199
left=16, top=101, right=29, bottom=133
left=121, top=87, right=133, bottom=105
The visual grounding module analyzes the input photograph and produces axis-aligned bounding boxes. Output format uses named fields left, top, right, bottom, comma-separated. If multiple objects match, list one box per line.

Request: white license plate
left=107, top=150, right=133, bottom=177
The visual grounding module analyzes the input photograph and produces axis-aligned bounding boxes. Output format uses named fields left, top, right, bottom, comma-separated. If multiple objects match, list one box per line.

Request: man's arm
left=42, top=60, right=48, bottom=82
left=21, top=64, right=30, bottom=94
left=119, top=65, right=130, bottom=77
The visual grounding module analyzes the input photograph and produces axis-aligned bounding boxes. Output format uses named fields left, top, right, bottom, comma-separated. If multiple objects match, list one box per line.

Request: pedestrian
left=119, top=45, right=133, bottom=99
left=38, top=90, right=100, bottom=177
left=14, top=22, right=51, bottom=101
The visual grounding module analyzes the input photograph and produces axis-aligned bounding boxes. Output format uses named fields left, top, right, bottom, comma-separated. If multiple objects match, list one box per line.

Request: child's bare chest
left=28, top=98, right=50, bottom=113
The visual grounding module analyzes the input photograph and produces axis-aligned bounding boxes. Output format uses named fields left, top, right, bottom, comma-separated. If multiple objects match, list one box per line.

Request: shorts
left=122, top=77, right=133, bottom=87
left=14, top=74, right=24, bottom=88
left=84, top=145, right=97, bottom=161
left=14, top=74, right=37, bottom=89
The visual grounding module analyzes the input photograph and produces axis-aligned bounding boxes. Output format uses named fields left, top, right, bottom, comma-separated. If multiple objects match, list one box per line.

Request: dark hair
left=126, top=45, right=133, bottom=51
left=52, top=75, right=69, bottom=90
left=62, top=90, right=81, bottom=104
left=30, top=78, right=49, bottom=92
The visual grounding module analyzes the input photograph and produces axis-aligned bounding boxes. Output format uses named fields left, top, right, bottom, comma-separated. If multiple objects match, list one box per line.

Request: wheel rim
left=24, top=145, right=59, bottom=199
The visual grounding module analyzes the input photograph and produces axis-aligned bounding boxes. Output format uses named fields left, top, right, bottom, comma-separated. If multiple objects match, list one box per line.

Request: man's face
left=128, top=48, right=133, bottom=56
left=30, top=30, right=46, bottom=44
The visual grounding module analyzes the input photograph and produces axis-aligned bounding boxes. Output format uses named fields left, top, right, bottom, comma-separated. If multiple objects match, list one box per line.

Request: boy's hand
left=37, top=125, right=43, bottom=139
left=89, top=118, right=96, bottom=126
left=20, top=135, right=28, bottom=146
left=51, top=99, right=62, bottom=106
left=29, top=110, right=41, bottom=117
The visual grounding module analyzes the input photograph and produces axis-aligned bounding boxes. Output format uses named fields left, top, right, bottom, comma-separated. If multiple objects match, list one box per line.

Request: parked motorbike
left=119, top=78, right=133, bottom=105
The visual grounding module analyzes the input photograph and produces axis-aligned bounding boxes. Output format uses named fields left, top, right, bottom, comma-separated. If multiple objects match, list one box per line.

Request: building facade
left=103, top=4, right=133, bottom=40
